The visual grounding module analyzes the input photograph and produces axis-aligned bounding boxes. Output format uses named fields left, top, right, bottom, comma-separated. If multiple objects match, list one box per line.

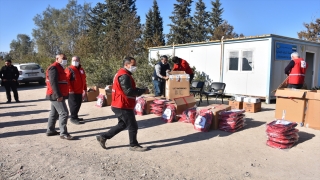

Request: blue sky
left=0, top=0, right=319, bottom=52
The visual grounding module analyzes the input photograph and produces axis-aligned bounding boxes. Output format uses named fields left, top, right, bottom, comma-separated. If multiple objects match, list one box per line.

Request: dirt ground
left=0, top=84, right=320, bottom=180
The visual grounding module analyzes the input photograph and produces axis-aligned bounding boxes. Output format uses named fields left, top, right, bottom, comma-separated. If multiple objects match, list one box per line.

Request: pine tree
left=143, top=0, right=165, bottom=48
left=152, top=0, right=165, bottom=46
left=167, top=0, right=193, bottom=45
left=192, top=0, right=209, bottom=42
left=209, top=0, right=223, bottom=37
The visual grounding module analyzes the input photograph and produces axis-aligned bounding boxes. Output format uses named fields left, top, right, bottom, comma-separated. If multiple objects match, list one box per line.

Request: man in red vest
left=45, top=53, right=74, bottom=140
left=65, top=56, right=87, bottom=125
left=172, top=56, right=194, bottom=83
left=285, top=52, right=308, bottom=89
left=96, top=57, right=149, bottom=151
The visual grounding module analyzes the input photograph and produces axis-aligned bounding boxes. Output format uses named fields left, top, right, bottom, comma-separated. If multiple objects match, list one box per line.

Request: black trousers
left=101, top=107, right=139, bottom=147
left=68, top=93, right=83, bottom=119
left=288, top=84, right=303, bottom=89
left=3, top=81, right=19, bottom=101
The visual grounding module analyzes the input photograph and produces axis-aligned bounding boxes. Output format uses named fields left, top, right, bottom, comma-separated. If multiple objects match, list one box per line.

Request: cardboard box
left=243, top=102, right=261, bottom=113
left=304, top=91, right=320, bottom=130
left=144, top=96, right=157, bottom=114
left=275, top=88, right=311, bottom=124
left=207, top=104, right=231, bottom=130
left=229, top=101, right=243, bottom=109
left=235, top=96, right=246, bottom=102
left=87, top=86, right=99, bottom=102
left=99, top=87, right=112, bottom=106
left=243, top=97, right=260, bottom=103
left=173, top=95, right=197, bottom=115
left=165, top=71, right=190, bottom=100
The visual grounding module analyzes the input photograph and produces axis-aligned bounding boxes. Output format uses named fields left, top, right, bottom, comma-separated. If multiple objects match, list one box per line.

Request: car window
left=20, top=65, right=41, bottom=70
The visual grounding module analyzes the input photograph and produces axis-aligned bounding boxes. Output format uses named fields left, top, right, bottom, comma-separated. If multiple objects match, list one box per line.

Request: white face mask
left=128, top=66, right=137, bottom=73
left=72, top=61, right=79, bottom=67
left=60, top=60, right=68, bottom=66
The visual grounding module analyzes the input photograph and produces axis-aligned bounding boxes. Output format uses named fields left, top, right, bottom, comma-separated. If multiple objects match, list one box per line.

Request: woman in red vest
left=96, top=57, right=149, bottom=152
left=284, top=52, right=308, bottom=89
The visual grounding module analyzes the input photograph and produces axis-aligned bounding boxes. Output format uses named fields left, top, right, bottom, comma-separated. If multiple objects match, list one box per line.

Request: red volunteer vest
left=46, top=62, right=69, bottom=97
left=66, top=65, right=87, bottom=94
left=288, top=58, right=307, bottom=85
left=111, top=68, right=136, bottom=109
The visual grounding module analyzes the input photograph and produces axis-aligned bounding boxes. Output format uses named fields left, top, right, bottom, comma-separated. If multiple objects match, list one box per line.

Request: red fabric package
left=268, top=137, right=298, bottom=144
left=134, top=97, right=146, bottom=115
left=266, top=120, right=297, bottom=133
left=266, top=140, right=295, bottom=149
left=219, top=114, right=245, bottom=122
left=178, top=107, right=197, bottom=124
left=219, top=123, right=244, bottom=132
left=161, top=104, right=176, bottom=123
left=266, top=128, right=299, bottom=137
left=194, top=109, right=213, bottom=132
left=150, top=109, right=163, bottom=116
left=220, top=109, right=245, bottom=118
left=219, top=119, right=244, bottom=129
left=153, top=99, right=167, bottom=105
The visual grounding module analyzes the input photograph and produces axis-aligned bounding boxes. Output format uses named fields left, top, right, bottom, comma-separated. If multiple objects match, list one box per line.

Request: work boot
left=96, top=135, right=107, bottom=149
left=60, top=134, right=74, bottom=140
left=70, top=118, right=83, bottom=125
left=129, top=145, right=148, bottom=152
left=46, top=131, right=60, bottom=136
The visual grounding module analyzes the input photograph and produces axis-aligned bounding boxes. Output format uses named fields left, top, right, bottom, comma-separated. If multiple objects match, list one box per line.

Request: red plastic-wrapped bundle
left=178, top=107, right=197, bottom=124
left=266, top=119, right=299, bottom=149
left=194, top=109, right=213, bottom=132
left=161, top=104, right=176, bottom=123
left=219, top=109, right=245, bottom=132
left=134, top=97, right=146, bottom=115
left=219, top=114, right=245, bottom=122
left=266, top=120, right=297, bottom=133
left=95, top=94, right=105, bottom=108
left=266, top=140, right=295, bottom=149
left=153, top=99, right=167, bottom=105
left=220, top=109, right=246, bottom=118
left=150, top=99, right=167, bottom=116
left=219, top=122, right=244, bottom=132
left=268, top=137, right=298, bottom=144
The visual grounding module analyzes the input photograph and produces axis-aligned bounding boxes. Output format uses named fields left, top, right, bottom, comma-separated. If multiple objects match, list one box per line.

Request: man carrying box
left=96, top=57, right=149, bottom=152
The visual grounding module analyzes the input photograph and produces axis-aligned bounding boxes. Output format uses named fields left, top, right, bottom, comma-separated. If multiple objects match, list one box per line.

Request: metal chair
left=190, top=81, right=205, bottom=105
left=203, top=82, right=226, bottom=104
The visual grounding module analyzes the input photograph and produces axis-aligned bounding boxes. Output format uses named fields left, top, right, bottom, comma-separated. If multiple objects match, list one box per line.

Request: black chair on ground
left=203, top=82, right=226, bottom=104
left=190, top=81, right=205, bottom=105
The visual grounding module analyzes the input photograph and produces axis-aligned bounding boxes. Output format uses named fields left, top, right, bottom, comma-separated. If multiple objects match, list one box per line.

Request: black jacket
left=0, top=65, right=19, bottom=85
left=284, top=60, right=295, bottom=75
left=118, top=69, right=146, bottom=97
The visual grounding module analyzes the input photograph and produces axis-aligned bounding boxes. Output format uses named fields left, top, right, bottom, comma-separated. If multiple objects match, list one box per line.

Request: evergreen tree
left=143, top=0, right=165, bottom=48
left=152, top=0, right=165, bottom=46
left=167, top=0, right=193, bottom=45
left=192, top=0, right=209, bottom=42
left=209, top=0, right=223, bottom=37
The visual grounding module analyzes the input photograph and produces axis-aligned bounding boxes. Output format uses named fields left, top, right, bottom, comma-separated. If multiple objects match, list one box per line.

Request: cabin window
left=242, top=51, right=253, bottom=71
left=229, top=51, right=239, bottom=70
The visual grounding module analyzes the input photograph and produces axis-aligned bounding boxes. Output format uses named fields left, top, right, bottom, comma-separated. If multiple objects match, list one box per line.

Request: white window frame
left=227, top=49, right=255, bottom=72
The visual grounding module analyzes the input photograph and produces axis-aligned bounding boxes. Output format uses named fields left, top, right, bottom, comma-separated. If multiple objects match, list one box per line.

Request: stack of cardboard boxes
left=274, top=88, right=320, bottom=130
left=229, top=96, right=261, bottom=113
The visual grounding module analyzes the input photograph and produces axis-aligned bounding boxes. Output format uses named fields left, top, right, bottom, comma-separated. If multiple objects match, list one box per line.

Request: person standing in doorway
left=65, top=56, right=87, bottom=125
left=96, top=57, right=149, bottom=152
left=285, top=52, right=308, bottom=89
left=0, top=60, right=20, bottom=103
left=171, top=56, right=194, bottom=83
left=45, top=53, right=74, bottom=140
left=152, top=55, right=170, bottom=97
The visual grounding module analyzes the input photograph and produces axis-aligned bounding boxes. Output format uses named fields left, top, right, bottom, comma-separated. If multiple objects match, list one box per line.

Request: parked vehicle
left=15, top=63, right=46, bottom=85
